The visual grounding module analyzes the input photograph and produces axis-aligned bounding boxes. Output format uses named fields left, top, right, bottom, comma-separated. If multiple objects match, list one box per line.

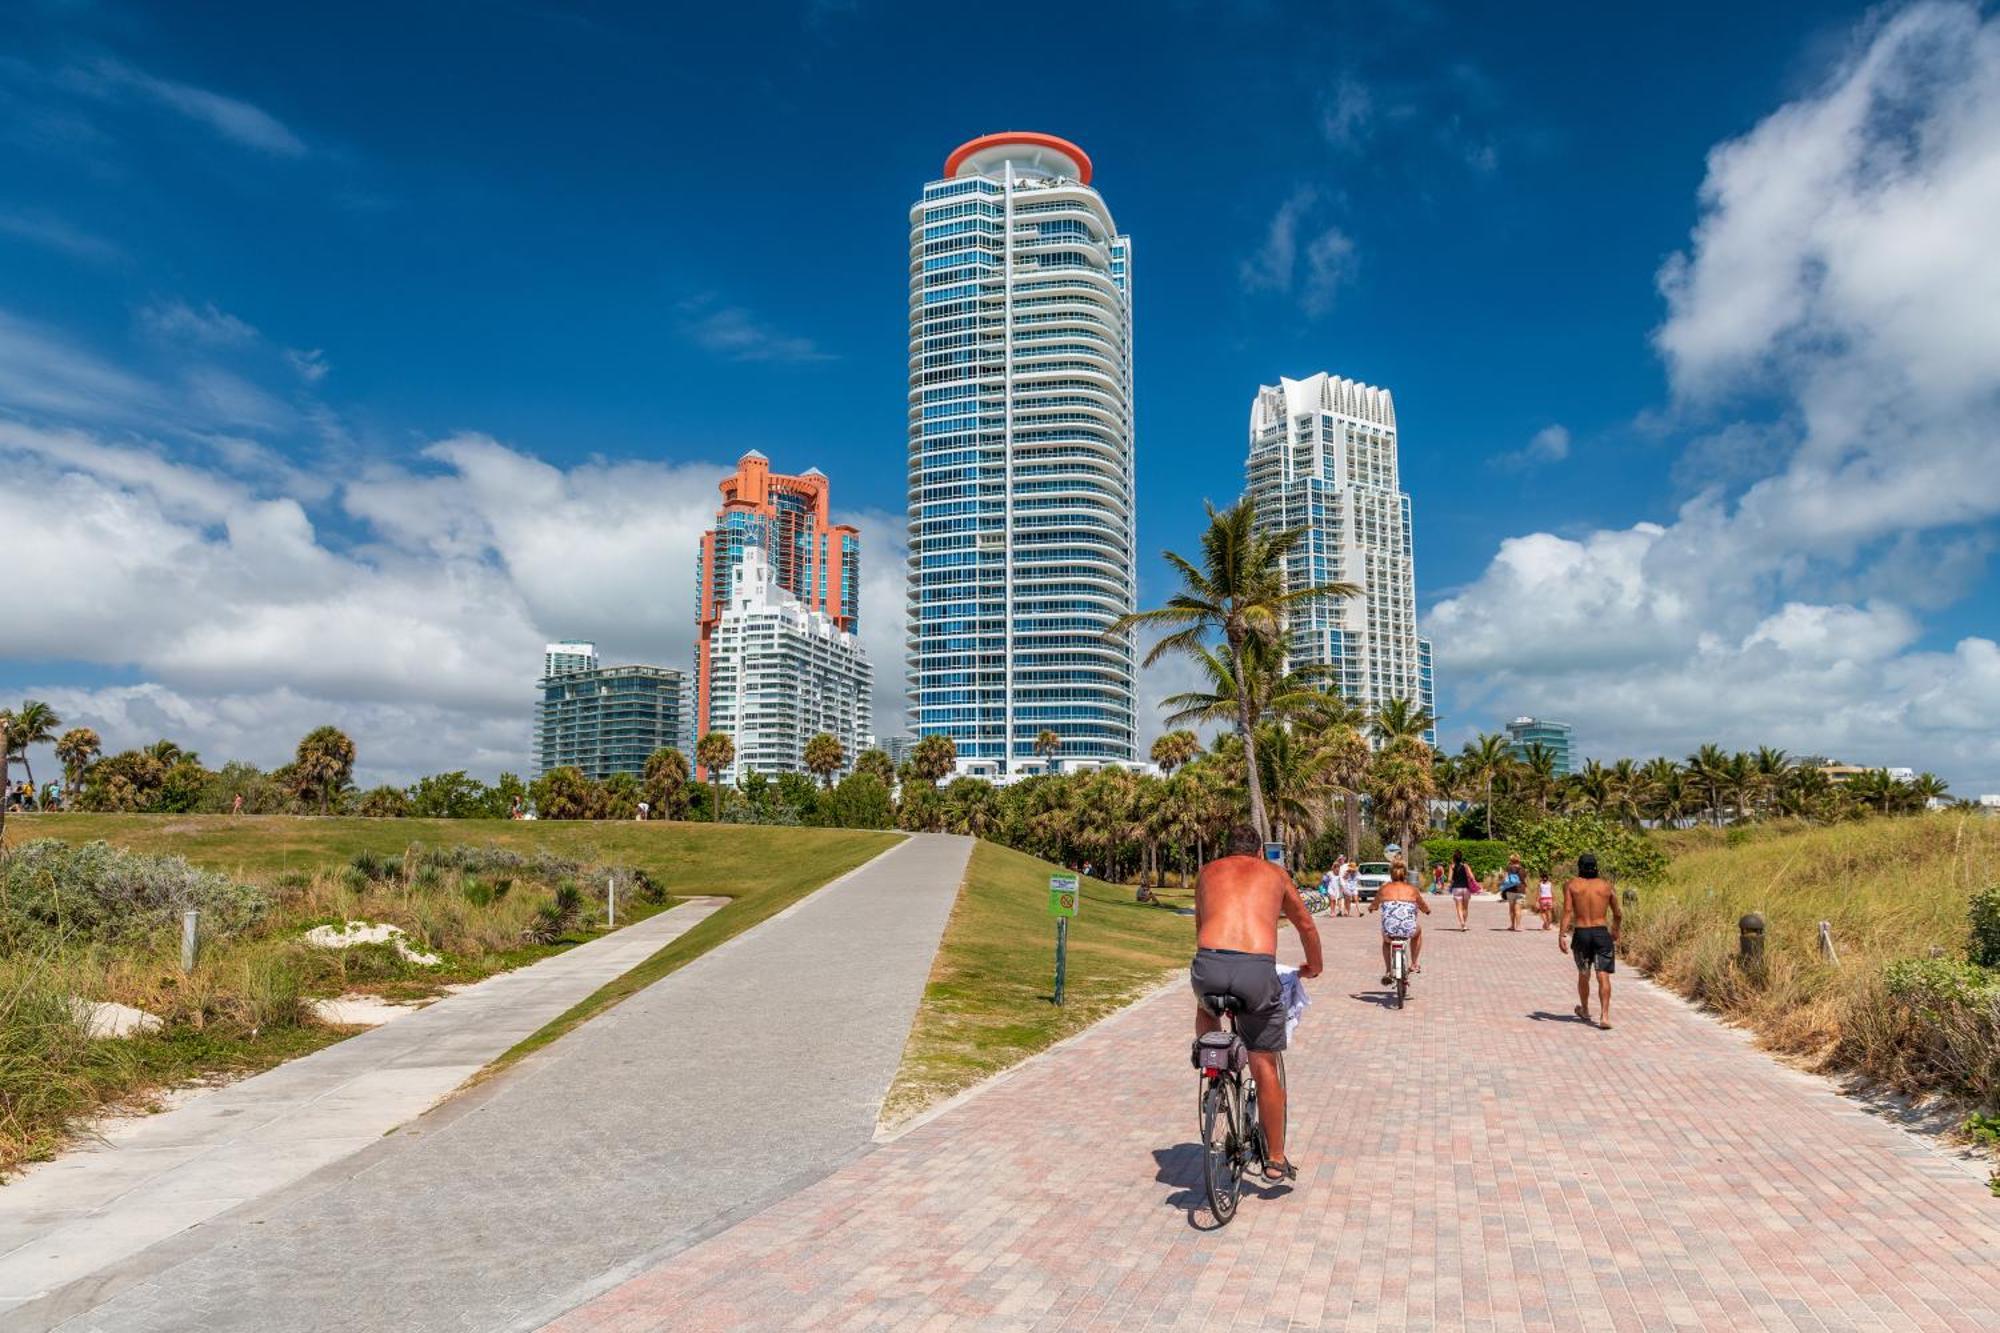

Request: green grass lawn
left=881, top=839, right=1198, bottom=1126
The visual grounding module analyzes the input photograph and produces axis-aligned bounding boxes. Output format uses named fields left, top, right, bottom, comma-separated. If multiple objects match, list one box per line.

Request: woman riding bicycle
left=1369, top=858, right=1430, bottom=984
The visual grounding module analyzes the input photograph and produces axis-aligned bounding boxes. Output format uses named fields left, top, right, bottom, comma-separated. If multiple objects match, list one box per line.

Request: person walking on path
left=1321, top=863, right=1343, bottom=917
left=1559, top=853, right=1622, bottom=1028
left=1369, top=857, right=1430, bottom=983
left=1448, top=850, right=1475, bottom=930
left=1500, top=854, right=1528, bottom=931
left=1536, top=871, right=1555, bottom=930
left=1190, top=824, right=1324, bottom=1182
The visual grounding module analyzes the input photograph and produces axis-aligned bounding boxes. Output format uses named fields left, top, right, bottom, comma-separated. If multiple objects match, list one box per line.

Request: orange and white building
left=695, top=450, right=860, bottom=745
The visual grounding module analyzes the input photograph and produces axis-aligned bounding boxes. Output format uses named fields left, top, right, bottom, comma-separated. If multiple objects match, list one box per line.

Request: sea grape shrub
left=1510, top=813, right=1668, bottom=885
left=1969, top=884, right=2000, bottom=968
left=0, top=839, right=267, bottom=949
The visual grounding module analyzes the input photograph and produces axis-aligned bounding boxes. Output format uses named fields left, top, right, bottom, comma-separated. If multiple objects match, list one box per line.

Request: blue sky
left=3, top=0, right=1997, bottom=792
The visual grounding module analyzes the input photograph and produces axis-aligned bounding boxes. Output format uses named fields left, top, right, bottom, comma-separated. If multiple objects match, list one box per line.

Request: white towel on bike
left=1276, top=964, right=1310, bottom=1041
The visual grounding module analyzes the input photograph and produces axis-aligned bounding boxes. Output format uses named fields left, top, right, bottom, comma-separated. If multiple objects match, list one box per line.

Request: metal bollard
left=1738, top=912, right=1765, bottom=969
left=1818, top=920, right=1839, bottom=965
left=181, top=908, right=200, bottom=972
left=606, top=875, right=616, bottom=927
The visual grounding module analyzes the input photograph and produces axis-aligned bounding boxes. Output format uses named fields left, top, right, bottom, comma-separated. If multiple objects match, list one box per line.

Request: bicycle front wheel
left=1199, top=1077, right=1243, bottom=1223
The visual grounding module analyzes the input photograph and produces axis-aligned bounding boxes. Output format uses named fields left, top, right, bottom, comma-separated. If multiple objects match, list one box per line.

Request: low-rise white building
left=708, top=544, right=872, bottom=781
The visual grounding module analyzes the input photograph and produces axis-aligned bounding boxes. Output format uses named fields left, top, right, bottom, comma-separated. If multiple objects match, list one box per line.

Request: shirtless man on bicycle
left=1191, top=825, right=1323, bottom=1182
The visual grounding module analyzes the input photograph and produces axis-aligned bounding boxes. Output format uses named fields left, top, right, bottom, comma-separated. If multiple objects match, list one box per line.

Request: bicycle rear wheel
left=1199, top=1077, right=1243, bottom=1223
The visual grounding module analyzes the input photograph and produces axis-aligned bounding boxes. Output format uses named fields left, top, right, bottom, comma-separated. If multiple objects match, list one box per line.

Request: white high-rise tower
left=906, top=132, right=1138, bottom=775
left=1245, top=373, right=1435, bottom=743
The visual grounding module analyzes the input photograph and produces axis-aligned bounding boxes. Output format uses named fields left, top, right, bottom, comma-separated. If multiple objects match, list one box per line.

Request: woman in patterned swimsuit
left=1369, top=858, right=1431, bottom=984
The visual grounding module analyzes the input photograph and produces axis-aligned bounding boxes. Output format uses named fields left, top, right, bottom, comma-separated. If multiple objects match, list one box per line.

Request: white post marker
left=180, top=908, right=199, bottom=972
left=607, top=875, right=616, bottom=928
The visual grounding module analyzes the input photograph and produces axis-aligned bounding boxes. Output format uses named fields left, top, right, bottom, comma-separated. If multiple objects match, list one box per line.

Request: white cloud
left=70, top=59, right=307, bottom=157
left=677, top=296, right=831, bottom=363
left=1433, top=1, right=2000, bottom=792
left=1241, top=188, right=1355, bottom=318
left=1319, top=73, right=1373, bottom=150
left=0, top=210, right=123, bottom=264
left=0, top=416, right=751, bottom=783
left=1493, top=423, right=1570, bottom=470
left=139, top=300, right=258, bottom=345
left=285, top=347, right=329, bottom=383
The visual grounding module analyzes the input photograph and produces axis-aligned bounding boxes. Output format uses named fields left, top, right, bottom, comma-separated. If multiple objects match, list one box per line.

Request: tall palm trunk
left=711, top=775, right=720, bottom=822
left=1229, top=638, right=1270, bottom=843
left=1484, top=773, right=1494, bottom=840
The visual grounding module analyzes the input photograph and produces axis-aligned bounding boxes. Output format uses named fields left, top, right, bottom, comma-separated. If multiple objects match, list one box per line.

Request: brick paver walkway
left=551, top=896, right=2000, bottom=1332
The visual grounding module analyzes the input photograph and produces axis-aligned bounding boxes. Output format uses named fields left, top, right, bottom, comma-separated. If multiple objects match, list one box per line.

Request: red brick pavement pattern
left=549, top=898, right=2000, bottom=1332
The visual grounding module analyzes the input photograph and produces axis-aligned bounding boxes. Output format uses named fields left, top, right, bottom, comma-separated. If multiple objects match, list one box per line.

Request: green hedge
left=1419, top=838, right=1515, bottom=878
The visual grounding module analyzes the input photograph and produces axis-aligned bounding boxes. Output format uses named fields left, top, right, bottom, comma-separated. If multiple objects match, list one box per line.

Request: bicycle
left=1386, top=935, right=1412, bottom=1009
left=1192, top=993, right=1285, bottom=1224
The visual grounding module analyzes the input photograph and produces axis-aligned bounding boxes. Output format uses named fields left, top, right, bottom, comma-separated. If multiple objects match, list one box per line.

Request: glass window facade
left=907, top=137, right=1137, bottom=773
left=1245, top=374, right=1436, bottom=745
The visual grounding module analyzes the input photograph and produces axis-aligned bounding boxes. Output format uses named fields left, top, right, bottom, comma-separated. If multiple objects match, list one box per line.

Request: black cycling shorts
left=1189, top=947, right=1286, bottom=1051
left=1571, top=925, right=1616, bottom=973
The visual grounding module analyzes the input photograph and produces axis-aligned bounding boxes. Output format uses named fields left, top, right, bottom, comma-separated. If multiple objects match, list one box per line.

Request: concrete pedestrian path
left=553, top=895, right=2000, bottom=1332
left=28, top=832, right=970, bottom=1333
left=1, top=895, right=726, bottom=1324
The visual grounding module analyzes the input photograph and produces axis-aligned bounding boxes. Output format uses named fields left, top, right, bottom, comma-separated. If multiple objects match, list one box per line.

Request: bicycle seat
left=1201, top=993, right=1245, bottom=1015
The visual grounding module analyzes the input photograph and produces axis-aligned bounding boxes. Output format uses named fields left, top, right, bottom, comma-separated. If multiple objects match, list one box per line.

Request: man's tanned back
left=1564, top=875, right=1616, bottom=928
left=1195, top=855, right=1323, bottom=975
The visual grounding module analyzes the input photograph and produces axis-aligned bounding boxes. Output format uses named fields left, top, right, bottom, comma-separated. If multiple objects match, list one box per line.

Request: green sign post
left=1048, top=873, right=1079, bottom=1005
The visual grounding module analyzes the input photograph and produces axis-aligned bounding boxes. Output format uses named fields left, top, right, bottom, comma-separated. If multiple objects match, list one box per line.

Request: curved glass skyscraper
left=907, top=132, right=1137, bottom=776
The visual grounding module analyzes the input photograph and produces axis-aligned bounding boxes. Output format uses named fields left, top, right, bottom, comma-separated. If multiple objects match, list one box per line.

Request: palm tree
left=909, top=734, right=957, bottom=787
left=941, top=777, right=1000, bottom=837
left=1035, top=729, right=1062, bottom=774
left=1370, top=698, right=1435, bottom=750
left=853, top=748, right=896, bottom=787
left=696, top=732, right=734, bottom=821
left=1910, top=772, right=1950, bottom=810
left=1638, top=757, right=1686, bottom=827
left=1150, top=729, right=1200, bottom=776
left=1459, top=732, right=1511, bottom=839
left=1575, top=759, right=1615, bottom=815
left=292, top=725, right=356, bottom=815
left=1687, top=743, right=1730, bottom=826
left=1751, top=746, right=1792, bottom=817
left=1256, top=723, right=1333, bottom=866
left=1112, top=498, right=1357, bottom=843
left=1159, top=635, right=1328, bottom=735
left=1367, top=742, right=1435, bottom=858
left=1609, top=758, right=1644, bottom=827
left=642, top=747, right=691, bottom=818
left=3, top=700, right=60, bottom=792
left=1518, top=742, right=1558, bottom=815
left=55, top=727, right=101, bottom=794
left=803, top=732, right=845, bottom=788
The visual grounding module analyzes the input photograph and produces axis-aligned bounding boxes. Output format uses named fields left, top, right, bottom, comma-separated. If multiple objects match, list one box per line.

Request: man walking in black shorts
left=1558, top=853, right=1621, bottom=1029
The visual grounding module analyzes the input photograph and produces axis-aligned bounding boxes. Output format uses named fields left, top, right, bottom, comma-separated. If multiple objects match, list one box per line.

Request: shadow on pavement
left=1152, top=1144, right=1294, bottom=1231
left=1526, top=1009, right=1593, bottom=1024
left=1347, top=989, right=1403, bottom=1009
